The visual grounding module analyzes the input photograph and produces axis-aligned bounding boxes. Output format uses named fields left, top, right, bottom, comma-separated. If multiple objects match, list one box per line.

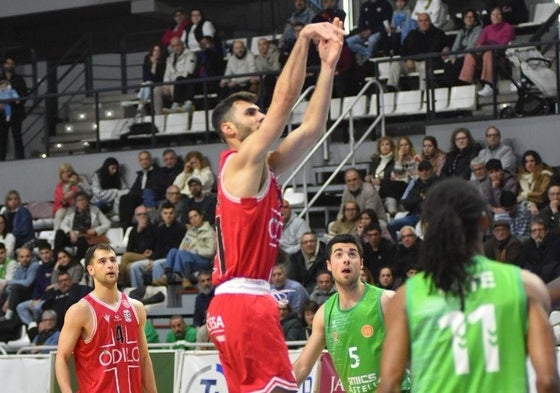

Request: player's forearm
left=55, top=359, right=74, bottom=393
left=292, top=361, right=312, bottom=386
left=299, top=63, right=335, bottom=140
left=272, top=34, right=310, bottom=105
left=141, top=355, right=158, bottom=393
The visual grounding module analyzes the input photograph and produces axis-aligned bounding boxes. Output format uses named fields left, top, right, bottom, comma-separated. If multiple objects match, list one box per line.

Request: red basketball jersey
left=213, top=150, right=284, bottom=286
left=74, top=292, right=142, bottom=393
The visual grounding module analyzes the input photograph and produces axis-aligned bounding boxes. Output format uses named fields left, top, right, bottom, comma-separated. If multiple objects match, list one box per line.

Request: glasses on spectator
left=486, top=133, right=499, bottom=137
left=472, top=166, right=485, bottom=172
left=530, top=227, right=546, bottom=233
left=549, top=192, right=560, bottom=197
left=135, top=212, right=148, bottom=216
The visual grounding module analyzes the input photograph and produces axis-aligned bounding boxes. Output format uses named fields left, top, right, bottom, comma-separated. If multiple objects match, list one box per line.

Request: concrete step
left=81, top=92, right=138, bottom=105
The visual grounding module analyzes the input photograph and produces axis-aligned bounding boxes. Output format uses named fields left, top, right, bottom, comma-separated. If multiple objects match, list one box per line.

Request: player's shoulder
left=65, top=299, right=92, bottom=323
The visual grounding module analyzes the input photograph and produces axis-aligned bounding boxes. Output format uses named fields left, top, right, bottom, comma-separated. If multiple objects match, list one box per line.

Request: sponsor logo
left=183, top=363, right=227, bottom=393
left=332, top=332, right=339, bottom=342
left=123, top=310, right=132, bottom=323
left=361, top=324, right=374, bottom=338
left=104, top=315, right=110, bottom=323
left=99, top=347, right=140, bottom=367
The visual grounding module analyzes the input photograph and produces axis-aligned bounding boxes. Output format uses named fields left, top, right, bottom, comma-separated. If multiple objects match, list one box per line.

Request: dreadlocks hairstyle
left=420, top=178, right=486, bottom=310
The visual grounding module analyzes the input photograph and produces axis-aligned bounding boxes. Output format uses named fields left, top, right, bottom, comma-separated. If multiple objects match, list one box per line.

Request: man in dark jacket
left=288, top=232, right=327, bottom=293
left=522, top=218, right=560, bottom=283
left=387, top=160, right=437, bottom=241
left=363, top=223, right=395, bottom=277
left=484, top=212, right=523, bottom=266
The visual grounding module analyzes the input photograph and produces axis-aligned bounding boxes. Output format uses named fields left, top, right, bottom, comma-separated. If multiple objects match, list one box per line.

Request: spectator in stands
left=517, top=150, right=553, bottom=212
left=160, top=149, right=184, bottom=190
left=52, top=163, right=90, bottom=231
left=522, top=217, right=560, bottom=283
left=0, top=246, right=38, bottom=320
left=31, top=310, right=60, bottom=353
left=312, top=0, right=346, bottom=23
left=184, top=177, right=217, bottom=226
left=384, top=136, right=418, bottom=216
left=387, top=13, right=450, bottom=91
left=162, top=37, right=197, bottom=114
left=352, top=208, right=381, bottom=244
left=470, top=156, right=489, bottom=195
left=193, top=270, right=214, bottom=328
left=376, top=265, right=399, bottom=290
left=145, top=321, right=160, bottom=344
left=477, top=125, right=517, bottom=174
left=481, top=159, right=518, bottom=214
left=441, top=127, right=481, bottom=180
left=488, top=0, right=528, bottom=25
left=0, top=214, right=15, bottom=258
left=0, top=243, right=17, bottom=290
left=366, top=136, right=395, bottom=190
left=173, top=150, right=215, bottom=197
left=279, top=300, right=307, bottom=341
left=50, top=249, right=83, bottom=288
left=155, top=185, right=188, bottom=226
left=119, top=151, right=164, bottom=229
left=0, top=190, right=34, bottom=249
left=255, top=38, right=282, bottom=108
left=442, top=9, right=482, bottom=87
left=280, top=0, right=314, bottom=50
left=346, top=0, right=392, bottom=64
left=0, top=57, right=28, bottom=161
left=288, top=232, right=327, bottom=293
left=484, top=212, right=523, bottom=265
left=360, top=266, right=375, bottom=284
left=118, top=205, right=157, bottom=288
left=394, top=226, right=422, bottom=280
left=540, top=184, right=560, bottom=235
left=185, top=8, right=217, bottom=53
left=194, top=36, right=224, bottom=95
left=271, top=263, right=309, bottom=316
left=500, top=190, right=532, bottom=241
left=308, top=270, right=336, bottom=305
left=363, top=222, right=395, bottom=277
left=90, top=157, right=128, bottom=216
left=55, top=191, right=111, bottom=262
left=388, top=0, right=412, bottom=55
left=420, top=136, right=446, bottom=176
left=401, top=0, right=450, bottom=42
left=137, top=44, right=166, bottom=116
left=0, top=79, right=19, bottom=123
left=161, top=8, right=190, bottom=51
left=166, top=315, right=197, bottom=349
left=152, top=208, right=215, bottom=289
left=281, top=199, right=310, bottom=255
left=340, top=167, right=386, bottom=226
left=388, top=160, right=437, bottom=241
left=329, top=201, right=361, bottom=240
left=129, top=203, right=185, bottom=288
left=220, top=40, right=257, bottom=97
left=459, top=6, right=515, bottom=97
left=15, top=244, right=54, bottom=326
left=301, top=300, right=319, bottom=339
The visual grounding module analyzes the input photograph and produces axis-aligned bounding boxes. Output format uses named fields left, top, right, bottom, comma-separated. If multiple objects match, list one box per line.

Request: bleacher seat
left=329, top=98, right=342, bottom=120
left=341, top=95, right=368, bottom=118
left=518, top=3, right=559, bottom=27
left=368, top=94, right=379, bottom=117
left=448, top=85, right=477, bottom=111
left=420, top=87, right=450, bottom=112
left=393, top=90, right=424, bottom=116
left=290, top=101, right=308, bottom=125
left=382, top=92, right=396, bottom=115
left=38, top=230, right=56, bottom=248
left=190, top=110, right=213, bottom=133
left=163, top=112, right=189, bottom=135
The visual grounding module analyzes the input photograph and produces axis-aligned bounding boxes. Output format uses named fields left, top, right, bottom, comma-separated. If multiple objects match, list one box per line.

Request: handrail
left=281, top=78, right=385, bottom=219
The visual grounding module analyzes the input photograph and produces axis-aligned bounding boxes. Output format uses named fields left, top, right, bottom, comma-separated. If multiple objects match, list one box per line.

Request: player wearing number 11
left=378, top=179, right=559, bottom=393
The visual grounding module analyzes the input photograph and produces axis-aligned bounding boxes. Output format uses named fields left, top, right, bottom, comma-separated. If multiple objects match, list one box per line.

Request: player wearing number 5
left=378, top=179, right=559, bottom=393
left=293, top=234, right=411, bottom=392
left=55, top=244, right=157, bottom=393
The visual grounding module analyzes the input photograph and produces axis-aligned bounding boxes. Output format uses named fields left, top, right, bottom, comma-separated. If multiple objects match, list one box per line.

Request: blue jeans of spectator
left=160, top=248, right=212, bottom=280
left=16, top=299, right=45, bottom=325
left=387, top=212, right=420, bottom=242
left=346, top=32, right=381, bottom=58
left=130, top=259, right=151, bottom=288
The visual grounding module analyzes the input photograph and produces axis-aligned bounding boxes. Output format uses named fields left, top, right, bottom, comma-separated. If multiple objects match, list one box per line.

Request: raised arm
left=268, top=18, right=345, bottom=175
left=292, top=303, right=326, bottom=385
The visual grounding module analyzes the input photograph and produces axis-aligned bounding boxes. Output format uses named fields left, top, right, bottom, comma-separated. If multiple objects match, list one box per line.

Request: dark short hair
left=499, top=190, right=517, bottom=208
left=485, top=159, right=503, bottom=171
left=0, top=242, right=5, bottom=251
left=211, top=92, right=257, bottom=137
left=364, top=223, right=382, bottom=233
left=326, top=234, right=364, bottom=259
left=84, top=243, right=116, bottom=266
left=161, top=202, right=175, bottom=211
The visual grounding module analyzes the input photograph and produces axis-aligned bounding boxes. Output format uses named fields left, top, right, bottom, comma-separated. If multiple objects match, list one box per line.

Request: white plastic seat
left=290, top=101, right=308, bottom=125
left=329, top=98, right=342, bottom=120
left=38, top=230, right=56, bottom=248
left=284, top=187, right=306, bottom=208
left=392, top=90, right=423, bottom=115
left=163, top=112, right=189, bottom=135
left=190, top=110, right=213, bottom=133
left=368, top=94, right=379, bottom=116
left=420, top=87, right=450, bottom=113
left=449, top=85, right=477, bottom=111
left=4, top=325, right=30, bottom=353
left=382, top=92, right=396, bottom=115
left=341, top=95, right=368, bottom=118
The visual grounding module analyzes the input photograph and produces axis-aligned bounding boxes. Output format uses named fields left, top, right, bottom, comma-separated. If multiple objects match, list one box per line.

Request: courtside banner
left=179, top=350, right=319, bottom=393
left=319, top=353, right=346, bottom=392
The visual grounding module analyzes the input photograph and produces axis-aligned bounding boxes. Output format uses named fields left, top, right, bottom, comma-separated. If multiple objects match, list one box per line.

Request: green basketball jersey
left=406, top=255, right=528, bottom=393
left=324, top=283, right=411, bottom=392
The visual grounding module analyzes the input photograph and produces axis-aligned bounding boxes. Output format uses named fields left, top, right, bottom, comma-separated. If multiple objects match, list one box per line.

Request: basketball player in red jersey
left=55, top=244, right=157, bottom=393
left=206, top=18, right=344, bottom=393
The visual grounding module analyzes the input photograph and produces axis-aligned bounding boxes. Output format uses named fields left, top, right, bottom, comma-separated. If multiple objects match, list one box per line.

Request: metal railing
left=281, top=78, right=385, bottom=221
